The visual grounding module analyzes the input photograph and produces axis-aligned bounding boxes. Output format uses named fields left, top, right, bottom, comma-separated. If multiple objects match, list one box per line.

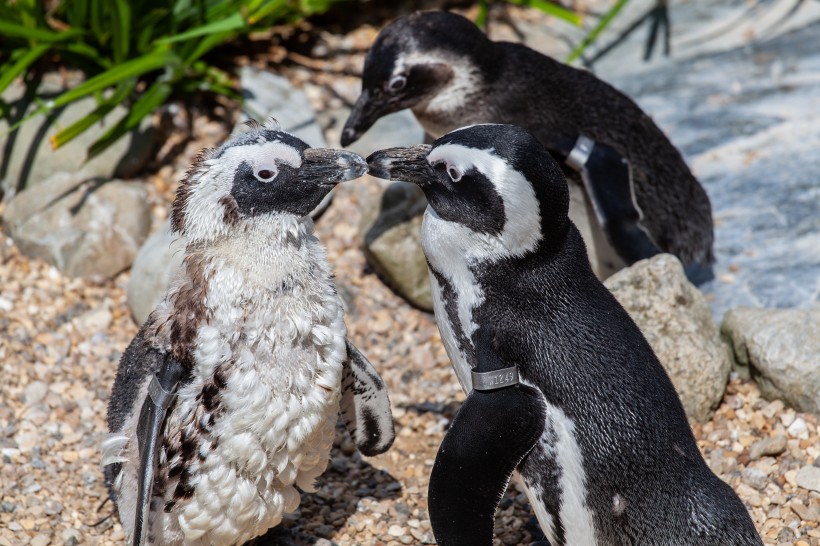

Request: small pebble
left=749, top=434, right=787, bottom=460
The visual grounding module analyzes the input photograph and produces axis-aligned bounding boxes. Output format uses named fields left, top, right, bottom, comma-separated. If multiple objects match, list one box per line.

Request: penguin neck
left=147, top=214, right=330, bottom=364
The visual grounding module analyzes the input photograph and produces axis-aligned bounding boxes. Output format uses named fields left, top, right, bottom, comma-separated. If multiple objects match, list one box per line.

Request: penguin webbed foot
left=133, top=355, right=185, bottom=546
left=428, top=328, right=547, bottom=546
left=339, top=340, right=395, bottom=457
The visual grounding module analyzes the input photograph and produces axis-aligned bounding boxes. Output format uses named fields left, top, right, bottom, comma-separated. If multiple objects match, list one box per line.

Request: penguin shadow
left=246, top=419, right=401, bottom=546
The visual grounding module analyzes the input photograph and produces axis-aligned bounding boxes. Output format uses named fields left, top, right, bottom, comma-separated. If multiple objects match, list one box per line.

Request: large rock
left=604, top=254, right=731, bottom=422
left=0, top=72, right=155, bottom=200
left=2, top=172, right=151, bottom=278
left=361, top=182, right=432, bottom=311
left=237, top=66, right=326, bottom=147
left=721, top=308, right=820, bottom=415
left=127, top=220, right=187, bottom=325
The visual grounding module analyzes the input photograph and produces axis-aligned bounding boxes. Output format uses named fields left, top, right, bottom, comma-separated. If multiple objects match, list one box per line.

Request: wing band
left=471, top=366, right=519, bottom=391
left=148, top=374, right=175, bottom=409
left=566, top=135, right=595, bottom=170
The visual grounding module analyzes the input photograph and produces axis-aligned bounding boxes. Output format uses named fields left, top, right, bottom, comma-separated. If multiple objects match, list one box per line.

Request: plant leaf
left=515, top=0, right=583, bottom=26
left=40, top=50, right=175, bottom=112
left=110, top=0, right=132, bottom=63
left=0, top=20, right=82, bottom=42
left=87, top=80, right=172, bottom=159
left=566, top=0, right=630, bottom=63
left=154, top=12, right=246, bottom=45
left=0, top=44, right=49, bottom=96
left=49, top=80, right=135, bottom=149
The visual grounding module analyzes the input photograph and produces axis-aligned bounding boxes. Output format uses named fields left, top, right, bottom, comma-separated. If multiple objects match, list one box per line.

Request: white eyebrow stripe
left=219, top=140, right=302, bottom=168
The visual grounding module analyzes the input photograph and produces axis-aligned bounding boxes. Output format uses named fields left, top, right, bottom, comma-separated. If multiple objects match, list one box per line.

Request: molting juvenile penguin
left=345, top=10, right=715, bottom=284
left=367, top=124, right=760, bottom=546
left=102, top=123, right=394, bottom=545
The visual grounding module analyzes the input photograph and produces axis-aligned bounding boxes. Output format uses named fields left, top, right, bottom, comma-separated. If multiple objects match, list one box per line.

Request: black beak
left=366, top=145, right=434, bottom=186
left=301, top=148, right=368, bottom=185
left=342, top=89, right=390, bottom=147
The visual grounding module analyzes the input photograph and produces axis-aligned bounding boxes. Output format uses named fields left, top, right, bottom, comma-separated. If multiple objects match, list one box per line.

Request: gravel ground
left=2, top=6, right=820, bottom=546
left=1, top=171, right=819, bottom=546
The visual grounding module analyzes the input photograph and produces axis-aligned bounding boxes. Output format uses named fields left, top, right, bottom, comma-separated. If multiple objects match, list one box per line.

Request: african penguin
left=344, top=10, right=715, bottom=284
left=102, top=122, right=395, bottom=546
left=367, top=124, right=761, bottom=546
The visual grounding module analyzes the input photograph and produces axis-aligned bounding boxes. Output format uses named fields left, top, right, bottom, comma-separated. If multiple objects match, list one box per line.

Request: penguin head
left=170, top=121, right=367, bottom=243
left=341, top=11, right=492, bottom=146
left=367, top=124, right=569, bottom=260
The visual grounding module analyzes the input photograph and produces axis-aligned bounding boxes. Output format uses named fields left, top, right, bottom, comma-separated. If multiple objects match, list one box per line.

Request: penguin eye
left=447, top=166, right=462, bottom=182
left=254, top=166, right=278, bottom=182
left=387, top=75, right=407, bottom=92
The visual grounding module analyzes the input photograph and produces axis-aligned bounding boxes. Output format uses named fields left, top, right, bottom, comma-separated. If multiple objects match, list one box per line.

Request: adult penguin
left=345, top=11, right=715, bottom=283
left=367, top=124, right=760, bottom=546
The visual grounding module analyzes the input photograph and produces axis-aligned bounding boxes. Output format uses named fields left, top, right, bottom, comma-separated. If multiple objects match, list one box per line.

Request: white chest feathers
left=128, top=219, right=348, bottom=545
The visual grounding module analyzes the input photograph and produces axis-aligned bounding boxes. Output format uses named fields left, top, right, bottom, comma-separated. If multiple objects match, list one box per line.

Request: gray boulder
left=127, top=221, right=187, bottom=325
left=2, top=172, right=151, bottom=278
left=361, top=182, right=432, bottom=311
left=1, top=72, right=155, bottom=200
left=721, top=307, right=820, bottom=415
left=604, top=254, right=731, bottom=422
left=237, top=66, right=326, bottom=148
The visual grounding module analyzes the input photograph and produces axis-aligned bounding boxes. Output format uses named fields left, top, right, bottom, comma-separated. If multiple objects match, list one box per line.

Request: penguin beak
left=300, top=148, right=368, bottom=185
left=342, top=89, right=390, bottom=146
left=366, top=145, right=434, bottom=186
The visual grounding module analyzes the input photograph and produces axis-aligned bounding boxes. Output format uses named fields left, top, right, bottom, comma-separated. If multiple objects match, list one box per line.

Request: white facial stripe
left=219, top=139, right=302, bottom=170
left=395, top=50, right=478, bottom=114
left=181, top=139, right=304, bottom=243
left=427, top=143, right=543, bottom=257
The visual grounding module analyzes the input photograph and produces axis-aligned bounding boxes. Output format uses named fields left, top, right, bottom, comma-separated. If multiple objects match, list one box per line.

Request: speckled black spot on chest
left=164, top=364, right=228, bottom=509
left=430, top=268, right=477, bottom=369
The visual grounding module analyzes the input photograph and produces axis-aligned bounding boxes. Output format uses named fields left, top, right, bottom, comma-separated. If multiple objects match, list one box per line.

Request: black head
left=367, top=124, right=570, bottom=260
left=341, top=11, right=494, bottom=146
left=171, top=123, right=367, bottom=242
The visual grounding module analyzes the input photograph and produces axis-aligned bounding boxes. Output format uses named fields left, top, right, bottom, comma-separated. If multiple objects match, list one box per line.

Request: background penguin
left=102, top=123, right=395, bottom=545
left=367, top=124, right=761, bottom=546
left=343, top=10, right=715, bottom=284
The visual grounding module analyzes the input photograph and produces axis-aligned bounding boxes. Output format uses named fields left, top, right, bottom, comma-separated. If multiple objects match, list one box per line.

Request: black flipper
left=133, top=355, right=185, bottom=546
left=566, top=135, right=662, bottom=265
left=339, top=339, right=395, bottom=457
left=428, top=330, right=547, bottom=546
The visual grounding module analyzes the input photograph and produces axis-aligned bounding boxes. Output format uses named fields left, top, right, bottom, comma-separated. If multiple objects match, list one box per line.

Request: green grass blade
left=66, top=1, right=89, bottom=28
left=137, top=9, right=171, bottom=51
left=522, top=0, right=583, bottom=26
left=0, top=44, right=49, bottom=95
left=566, top=0, right=630, bottom=63
left=183, top=30, right=232, bottom=63
left=111, top=0, right=132, bottom=63
left=0, top=20, right=82, bottom=42
left=49, top=50, right=174, bottom=109
left=476, top=0, right=489, bottom=29
left=49, top=80, right=136, bottom=149
left=247, top=0, right=288, bottom=24
left=154, top=12, right=245, bottom=45
left=87, top=80, right=172, bottom=159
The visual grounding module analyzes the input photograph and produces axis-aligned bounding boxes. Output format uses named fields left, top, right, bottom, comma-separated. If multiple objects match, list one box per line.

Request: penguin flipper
left=428, top=331, right=547, bottom=546
left=565, top=135, right=663, bottom=265
left=339, top=339, right=395, bottom=456
left=132, top=355, right=185, bottom=546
